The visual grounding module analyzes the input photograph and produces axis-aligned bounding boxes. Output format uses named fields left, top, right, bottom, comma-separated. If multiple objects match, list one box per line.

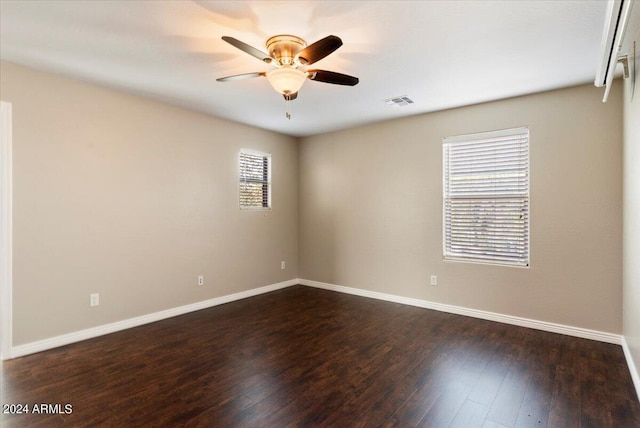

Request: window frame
left=239, top=148, right=272, bottom=210
left=442, top=127, right=530, bottom=268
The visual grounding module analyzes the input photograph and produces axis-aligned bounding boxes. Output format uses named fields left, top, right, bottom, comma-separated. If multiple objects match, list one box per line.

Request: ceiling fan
left=217, top=34, right=359, bottom=117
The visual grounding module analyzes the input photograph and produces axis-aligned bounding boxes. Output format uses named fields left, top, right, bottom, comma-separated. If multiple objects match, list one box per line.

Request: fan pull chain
left=285, top=98, right=292, bottom=120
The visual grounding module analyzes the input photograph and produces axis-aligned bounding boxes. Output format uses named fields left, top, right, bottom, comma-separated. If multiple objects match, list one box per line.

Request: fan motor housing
left=266, top=35, right=306, bottom=66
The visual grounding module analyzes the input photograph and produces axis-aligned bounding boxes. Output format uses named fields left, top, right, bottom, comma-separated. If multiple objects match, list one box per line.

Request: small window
left=443, top=127, right=529, bottom=267
left=239, top=149, right=271, bottom=210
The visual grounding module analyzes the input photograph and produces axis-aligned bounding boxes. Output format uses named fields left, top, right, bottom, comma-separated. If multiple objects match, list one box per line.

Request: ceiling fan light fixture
left=218, top=34, right=358, bottom=107
left=266, top=67, right=306, bottom=95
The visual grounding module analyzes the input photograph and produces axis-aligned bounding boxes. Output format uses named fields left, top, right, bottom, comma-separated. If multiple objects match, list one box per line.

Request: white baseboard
left=622, top=336, right=640, bottom=401
left=7, top=278, right=625, bottom=360
left=298, top=278, right=622, bottom=345
left=8, top=279, right=298, bottom=359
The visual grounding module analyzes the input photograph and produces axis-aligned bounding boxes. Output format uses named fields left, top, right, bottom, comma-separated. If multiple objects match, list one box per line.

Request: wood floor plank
left=546, top=364, right=581, bottom=428
left=485, top=359, right=532, bottom=427
left=467, top=350, right=516, bottom=408
left=1, top=285, right=639, bottom=427
left=449, top=399, right=491, bottom=428
left=514, top=362, right=555, bottom=428
left=417, top=377, right=474, bottom=427
left=483, top=420, right=512, bottom=428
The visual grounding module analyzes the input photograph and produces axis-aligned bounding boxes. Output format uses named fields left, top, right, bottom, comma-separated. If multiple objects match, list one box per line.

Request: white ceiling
left=0, top=0, right=608, bottom=137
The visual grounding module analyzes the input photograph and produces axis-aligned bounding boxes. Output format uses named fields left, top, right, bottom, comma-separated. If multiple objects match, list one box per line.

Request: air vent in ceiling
left=383, top=95, right=414, bottom=107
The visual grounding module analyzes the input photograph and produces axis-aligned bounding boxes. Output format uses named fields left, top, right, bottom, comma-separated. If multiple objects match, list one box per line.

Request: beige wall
left=0, top=61, right=298, bottom=345
left=299, top=84, right=623, bottom=333
left=0, top=59, right=627, bottom=347
left=623, top=4, right=640, bottom=388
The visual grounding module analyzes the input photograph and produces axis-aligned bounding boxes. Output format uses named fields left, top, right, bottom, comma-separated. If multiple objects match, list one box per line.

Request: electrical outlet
left=430, top=275, right=438, bottom=286
left=90, top=293, right=99, bottom=307
left=281, top=261, right=286, bottom=270
left=198, top=275, right=204, bottom=286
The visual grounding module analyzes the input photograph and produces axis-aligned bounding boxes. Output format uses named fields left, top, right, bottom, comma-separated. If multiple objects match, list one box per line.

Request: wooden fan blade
left=296, top=35, right=342, bottom=65
left=222, top=36, right=272, bottom=63
left=216, top=72, right=265, bottom=82
left=308, top=70, right=359, bottom=86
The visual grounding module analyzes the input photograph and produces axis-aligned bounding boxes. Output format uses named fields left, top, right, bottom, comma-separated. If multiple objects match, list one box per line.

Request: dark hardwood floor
left=1, top=285, right=639, bottom=427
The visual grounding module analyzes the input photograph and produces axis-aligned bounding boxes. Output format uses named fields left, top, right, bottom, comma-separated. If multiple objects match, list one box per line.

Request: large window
left=443, top=127, right=529, bottom=267
left=239, top=149, right=271, bottom=210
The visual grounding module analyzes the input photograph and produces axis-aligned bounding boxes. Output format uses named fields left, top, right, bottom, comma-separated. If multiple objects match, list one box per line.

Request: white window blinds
left=443, top=128, right=529, bottom=267
left=239, top=149, right=271, bottom=209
